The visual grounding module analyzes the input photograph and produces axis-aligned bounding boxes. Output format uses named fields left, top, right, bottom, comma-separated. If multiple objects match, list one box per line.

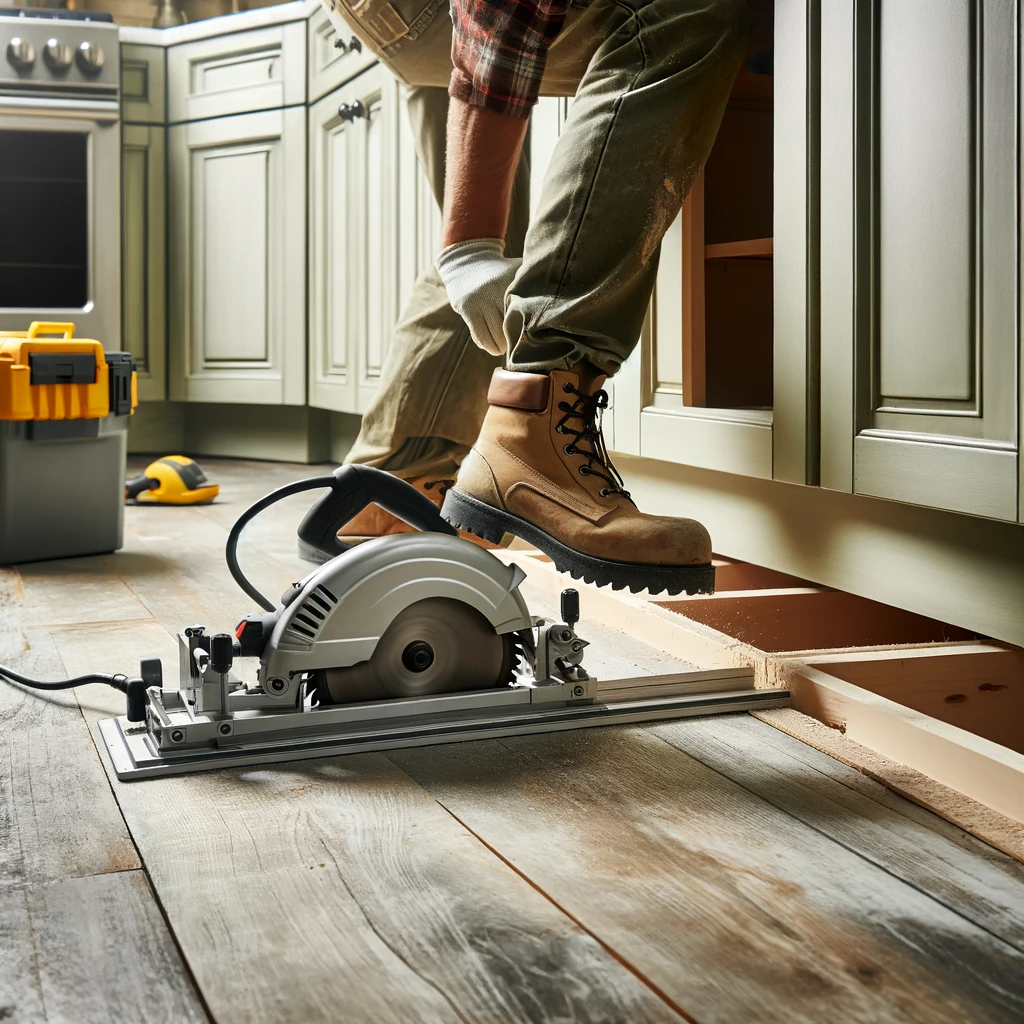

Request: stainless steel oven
left=0, top=9, right=120, bottom=345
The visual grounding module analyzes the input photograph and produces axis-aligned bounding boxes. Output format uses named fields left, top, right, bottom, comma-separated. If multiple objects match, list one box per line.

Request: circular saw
left=39, top=464, right=786, bottom=781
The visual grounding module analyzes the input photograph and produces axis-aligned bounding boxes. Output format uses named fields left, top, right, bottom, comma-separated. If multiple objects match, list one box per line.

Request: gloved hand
left=436, top=238, right=521, bottom=356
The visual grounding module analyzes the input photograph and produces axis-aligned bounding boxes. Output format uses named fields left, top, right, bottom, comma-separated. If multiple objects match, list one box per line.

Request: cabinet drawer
left=167, top=22, right=306, bottom=123
left=121, top=44, right=166, bottom=124
left=308, top=3, right=376, bottom=104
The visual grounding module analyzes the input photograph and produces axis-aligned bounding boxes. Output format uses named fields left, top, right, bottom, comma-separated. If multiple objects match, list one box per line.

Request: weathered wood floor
left=2, top=458, right=1023, bottom=1023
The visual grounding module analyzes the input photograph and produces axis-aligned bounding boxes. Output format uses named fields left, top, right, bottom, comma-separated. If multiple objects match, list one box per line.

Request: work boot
left=441, top=366, right=714, bottom=595
left=336, top=473, right=497, bottom=549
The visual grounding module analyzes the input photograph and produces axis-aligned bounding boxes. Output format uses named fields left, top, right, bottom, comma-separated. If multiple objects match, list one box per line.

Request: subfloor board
left=390, top=727, right=1024, bottom=1024
left=0, top=574, right=139, bottom=886
left=647, top=714, right=1024, bottom=953
left=9, top=871, right=209, bottom=1024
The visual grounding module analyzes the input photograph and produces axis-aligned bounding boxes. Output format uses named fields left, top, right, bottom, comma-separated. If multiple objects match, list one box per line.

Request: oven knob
left=43, top=38, right=73, bottom=73
left=76, top=41, right=105, bottom=77
left=6, top=37, right=35, bottom=72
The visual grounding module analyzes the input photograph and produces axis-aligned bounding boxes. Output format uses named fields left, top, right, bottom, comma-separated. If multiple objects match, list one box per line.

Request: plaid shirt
left=449, top=0, right=572, bottom=118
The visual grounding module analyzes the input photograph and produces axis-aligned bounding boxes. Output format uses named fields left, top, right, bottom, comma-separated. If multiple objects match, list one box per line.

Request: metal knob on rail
left=76, top=41, right=105, bottom=77
left=6, top=37, right=35, bottom=72
left=338, top=99, right=368, bottom=122
left=43, top=38, right=73, bottom=73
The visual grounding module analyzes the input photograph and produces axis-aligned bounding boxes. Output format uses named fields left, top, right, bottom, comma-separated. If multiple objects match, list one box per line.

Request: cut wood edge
left=500, top=552, right=1024, bottom=853
left=752, top=707, right=1024, bottom=865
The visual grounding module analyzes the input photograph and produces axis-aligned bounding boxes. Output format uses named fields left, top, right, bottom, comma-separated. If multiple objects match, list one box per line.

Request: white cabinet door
left=169, top=107, right=306, bottom=405
left=820, top=0, right=1018, bottom=521
left=122, top=124, right=166, bottom=402
left=309, top=64, right=430, bottom=414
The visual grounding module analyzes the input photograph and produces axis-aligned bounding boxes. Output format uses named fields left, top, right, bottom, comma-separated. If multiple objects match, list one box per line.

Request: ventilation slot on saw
left=284, top=585, right=339, bottom=644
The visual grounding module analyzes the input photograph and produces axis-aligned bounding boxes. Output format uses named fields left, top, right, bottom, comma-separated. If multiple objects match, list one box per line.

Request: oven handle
left=0, top=95, right=119, bottom=122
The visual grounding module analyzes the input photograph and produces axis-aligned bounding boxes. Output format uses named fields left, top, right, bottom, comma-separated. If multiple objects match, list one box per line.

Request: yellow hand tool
left=125, top=455, right=219, bottom=505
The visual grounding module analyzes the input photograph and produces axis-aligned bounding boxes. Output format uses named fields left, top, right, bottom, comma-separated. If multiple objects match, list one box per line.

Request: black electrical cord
left=0, top=665, right=128, bottom=691
left=224, top=475, right=336, bottom=612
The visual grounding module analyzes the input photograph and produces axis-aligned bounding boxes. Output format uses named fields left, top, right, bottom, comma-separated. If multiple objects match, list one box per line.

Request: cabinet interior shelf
left=704, top=237, right=773, bottom=260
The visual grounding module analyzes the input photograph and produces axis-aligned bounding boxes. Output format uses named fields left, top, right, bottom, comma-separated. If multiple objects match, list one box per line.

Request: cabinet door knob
left=333, top=35, right=363, bottom=54
left=338, top=100, right=368, bottom=122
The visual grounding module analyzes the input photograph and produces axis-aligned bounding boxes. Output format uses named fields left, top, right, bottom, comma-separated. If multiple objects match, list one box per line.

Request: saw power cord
left=224, top=474, right=336, bottom=612
left=0, top=663, right=150, bottom=721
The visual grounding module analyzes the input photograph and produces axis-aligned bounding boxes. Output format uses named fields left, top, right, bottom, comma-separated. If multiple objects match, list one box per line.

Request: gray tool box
left=0, top=323, right=137, bottom=565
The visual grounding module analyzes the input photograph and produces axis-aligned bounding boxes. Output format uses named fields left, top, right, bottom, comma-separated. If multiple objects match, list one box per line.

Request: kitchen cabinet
left=166, top=22, right=306, bottom=123
left=606, top=0, right=810, bottom=483
left=308, top=63, right=438, bottom=414
left=820, top=0, right=1019, bottom=522
left=121, top=43, right=166, bottom=125
left=121, top=123, right=167, bottom=402
left=168, top=107, right=307, bottom=405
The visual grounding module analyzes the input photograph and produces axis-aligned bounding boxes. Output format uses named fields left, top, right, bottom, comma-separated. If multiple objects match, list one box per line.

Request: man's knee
left=704, top=0, right=753, bottom=57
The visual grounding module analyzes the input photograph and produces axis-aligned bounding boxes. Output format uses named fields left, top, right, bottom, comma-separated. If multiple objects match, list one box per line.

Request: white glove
left=436, top=238, right=521, bottom=356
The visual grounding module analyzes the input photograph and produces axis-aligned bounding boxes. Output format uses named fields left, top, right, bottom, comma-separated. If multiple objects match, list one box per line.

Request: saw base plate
left=99, top=672, right=788, bottom=780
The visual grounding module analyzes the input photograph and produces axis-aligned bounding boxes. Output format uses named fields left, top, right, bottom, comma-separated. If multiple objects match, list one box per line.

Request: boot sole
left=441, top=490, right=715, bottom=596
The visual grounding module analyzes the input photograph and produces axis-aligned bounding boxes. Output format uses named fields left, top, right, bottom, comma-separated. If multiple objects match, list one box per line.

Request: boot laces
left=555, top=382, right=632, bottom=502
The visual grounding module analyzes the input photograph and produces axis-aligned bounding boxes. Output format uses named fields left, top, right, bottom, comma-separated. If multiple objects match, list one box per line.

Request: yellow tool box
left=0, top=322, right=138, bottom=565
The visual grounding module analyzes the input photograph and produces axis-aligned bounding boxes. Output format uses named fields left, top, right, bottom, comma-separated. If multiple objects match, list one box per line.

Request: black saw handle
left=297, top=465, right=457, bottom=562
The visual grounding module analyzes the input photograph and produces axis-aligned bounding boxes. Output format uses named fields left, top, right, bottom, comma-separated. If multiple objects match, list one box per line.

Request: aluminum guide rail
left=99, top=668, right=789, bottom=780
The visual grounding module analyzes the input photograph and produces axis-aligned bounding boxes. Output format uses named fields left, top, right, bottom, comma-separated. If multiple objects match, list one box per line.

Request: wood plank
left=805, top=648, right=1024, bottom=754
left=753, top=706, right=1024, bottom=864
left=57, top=623, right=686, bottom=1024
left=0, top=885, right=45, bottom=1022
left=14, top=556, right=152, bottom=628
left=391, top=727, right=1024, bottom=1024
left=783, top=662, right=1024, bottom=823
left=704, top=237, right=773, bottom=259
left=15, top=871, right=207, bottom=1024
left=649, top=714, right=1024, bottom=952
left=0, top=572, right=140, bottom=887
left=681, top=171, right=706, bottom=407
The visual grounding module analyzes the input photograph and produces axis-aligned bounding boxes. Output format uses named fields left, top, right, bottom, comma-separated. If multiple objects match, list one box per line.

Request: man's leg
left=508, top=0, right=750, bottom=374
left=337, top=85, right=530, bottom=543
left=445, top=0, right=749, bottom=594
left=344, top=87, right=531, bottom=483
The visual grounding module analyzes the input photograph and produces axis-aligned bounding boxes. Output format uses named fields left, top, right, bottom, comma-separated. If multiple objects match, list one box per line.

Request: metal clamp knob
left=75, top=41, right=105, bottom=77
left=338, top=100, right=368, bottom=122
left=6, top=37, right=35, bottom=72
left=43, top=38, right=73, bottom=73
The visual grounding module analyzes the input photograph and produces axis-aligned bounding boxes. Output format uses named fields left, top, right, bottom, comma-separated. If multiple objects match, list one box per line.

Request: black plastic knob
left=209, top=633, right=234, bottom=675
left=560, top=589, right=580, bottom=629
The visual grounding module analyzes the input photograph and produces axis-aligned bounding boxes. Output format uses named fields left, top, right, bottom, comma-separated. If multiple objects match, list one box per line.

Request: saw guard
left=261, top=534, right=533, bottom=683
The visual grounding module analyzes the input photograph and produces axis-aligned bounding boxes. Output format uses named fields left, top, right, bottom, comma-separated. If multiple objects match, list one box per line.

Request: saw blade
left=314, top=597, right=518, bottom=704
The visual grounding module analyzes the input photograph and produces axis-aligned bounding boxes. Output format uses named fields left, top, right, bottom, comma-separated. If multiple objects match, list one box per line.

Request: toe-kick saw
left=8, top=466, right=790, bottom=780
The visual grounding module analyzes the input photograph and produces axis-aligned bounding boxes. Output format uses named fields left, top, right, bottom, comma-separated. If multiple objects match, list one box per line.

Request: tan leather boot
left=441, top=366, right=714, bottom=595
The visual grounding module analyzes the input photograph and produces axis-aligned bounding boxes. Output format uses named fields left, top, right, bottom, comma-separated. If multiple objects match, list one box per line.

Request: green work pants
left=335, top=0, right=749, bottom=478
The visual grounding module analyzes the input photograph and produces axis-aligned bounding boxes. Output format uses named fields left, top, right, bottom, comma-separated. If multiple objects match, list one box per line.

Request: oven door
left=0, top=95, right=121, bottom=347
